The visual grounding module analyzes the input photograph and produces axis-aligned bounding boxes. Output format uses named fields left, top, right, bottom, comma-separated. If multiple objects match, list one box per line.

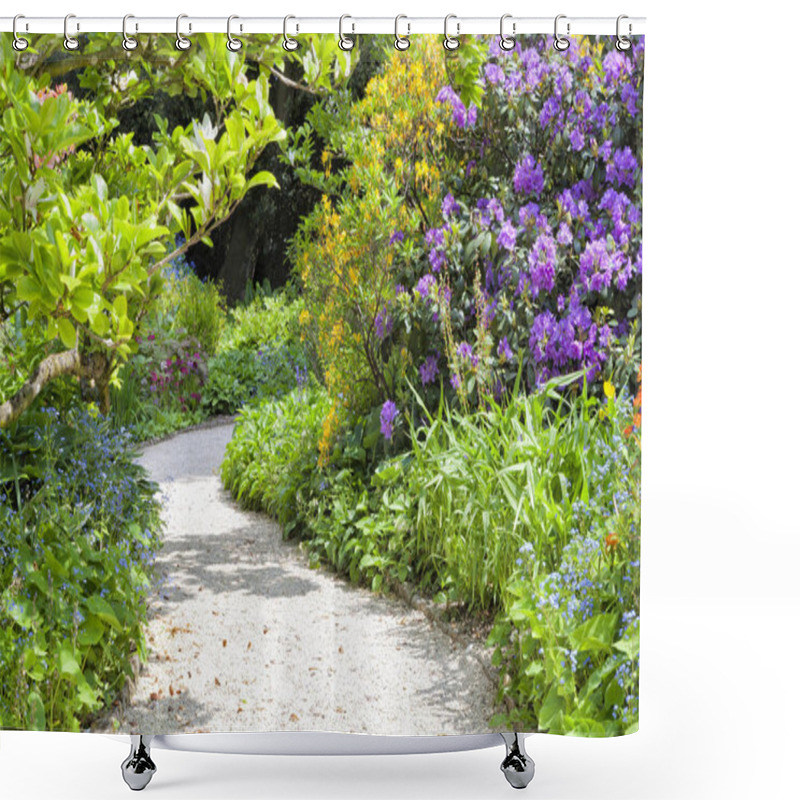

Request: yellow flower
left=603, top=380, right=616, bottom=399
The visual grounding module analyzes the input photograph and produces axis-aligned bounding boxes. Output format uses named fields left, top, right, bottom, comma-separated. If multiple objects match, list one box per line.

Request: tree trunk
left=0, top=349, right=81, bottom=428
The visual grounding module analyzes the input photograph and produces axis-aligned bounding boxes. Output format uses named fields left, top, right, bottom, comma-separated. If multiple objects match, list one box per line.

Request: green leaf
left=77, top=615, right=106, bottom=646
left=246, top=170, right=279, bottom=191
left=85, top=595, right=122, bottom=631
left=613, top=629, right=639, bottom=661
left=569, top=612, right=619, bottom=652
left=27, top=691, right=46, bottom=730
left=538, top=685, right=565, bottom=731
left=58, top=644, right=82, bottom=678
left=57, top=318, right=76, bottom=349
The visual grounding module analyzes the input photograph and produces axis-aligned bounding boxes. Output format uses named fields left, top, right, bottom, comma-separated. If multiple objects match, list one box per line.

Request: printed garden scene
left=0, top=32, right=642, bottom=737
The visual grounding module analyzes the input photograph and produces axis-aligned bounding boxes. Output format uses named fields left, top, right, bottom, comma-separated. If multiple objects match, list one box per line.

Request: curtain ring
left=283, top=15, right=299, bottom=51
left=175, top=14, right=191, bottom=51
left=394, top=14, right=410, bottom=51
left=227, top=15, right=243, bottom=52
left=499, top=14, right=516, bottom=51
left=616, top=14, right=632, bottom=51
left=339, top=14, right=355, bottom=51
left=553, top=14, right=570, bottom=51
left=443, top=14, right=460, bottom=51
left=122, top=14, right=138, bottom=51
left=64, top=13, right=79, bottom=51
left=12, top=15, right=29, bottom=51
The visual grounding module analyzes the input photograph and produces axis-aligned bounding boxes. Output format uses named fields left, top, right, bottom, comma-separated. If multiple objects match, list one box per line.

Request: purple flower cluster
left=435, top=86, right=477, bottom=128
left=419, top=354, right=440, bottom=385
left=406, top=35, right=643, bottom=395
left=513, top=155, right=545, bottom=196
left=380, top=400, right=399, bottom=441
left=375, top=307, right=393, bottom=340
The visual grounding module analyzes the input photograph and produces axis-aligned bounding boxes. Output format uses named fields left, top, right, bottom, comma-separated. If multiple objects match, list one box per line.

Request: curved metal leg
left=121, top=735, right=157, bottom=791
left=500, top=733, right=535, bottom=789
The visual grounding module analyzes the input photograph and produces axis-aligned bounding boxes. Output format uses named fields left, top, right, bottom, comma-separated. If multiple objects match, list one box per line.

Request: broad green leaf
left=57, top=318, right=76, bottom=349
left=85, top=595, right=122, bottom=631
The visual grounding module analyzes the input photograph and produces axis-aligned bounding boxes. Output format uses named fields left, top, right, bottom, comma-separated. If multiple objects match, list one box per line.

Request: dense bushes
left=0, top=406, right=162, bottom=730
left=221, top=34, right=643, bottom=735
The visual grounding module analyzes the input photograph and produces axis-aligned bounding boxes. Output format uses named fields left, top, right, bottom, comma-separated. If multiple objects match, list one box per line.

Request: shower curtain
left=0, top=29, right=643, bottom=740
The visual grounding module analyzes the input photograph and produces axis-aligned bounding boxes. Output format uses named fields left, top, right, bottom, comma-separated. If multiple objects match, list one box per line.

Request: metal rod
left=0, top=16, right=646, bottom=36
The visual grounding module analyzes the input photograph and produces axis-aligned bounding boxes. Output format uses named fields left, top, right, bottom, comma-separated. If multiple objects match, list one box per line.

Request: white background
left=3, top=1, right=799, bottom=798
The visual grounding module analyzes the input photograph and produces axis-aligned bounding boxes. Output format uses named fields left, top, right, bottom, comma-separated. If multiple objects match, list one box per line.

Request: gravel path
left=95, top=423, right=495, bottom=735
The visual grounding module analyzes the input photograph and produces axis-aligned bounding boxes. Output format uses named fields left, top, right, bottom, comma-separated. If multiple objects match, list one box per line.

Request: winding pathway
left=95, top=423, right=495, bottom=735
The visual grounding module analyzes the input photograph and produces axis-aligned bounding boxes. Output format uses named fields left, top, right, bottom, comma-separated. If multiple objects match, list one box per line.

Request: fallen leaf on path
left=289, top=713, right=299, bottom=722
left=247, top=642, right=252, bottom=650
left=222, top=639, right=227, bottom=647
left=169, top=685, right=175, bottom=697
left=214, top=677, right=221, bottom=686
left=338, top=646, right=344, bottom=653
left=263, top=627, right=269, bottom=634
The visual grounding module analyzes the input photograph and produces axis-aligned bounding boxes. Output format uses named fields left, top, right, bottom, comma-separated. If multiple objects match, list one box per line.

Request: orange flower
left=605, top=532, right=619, bottom=550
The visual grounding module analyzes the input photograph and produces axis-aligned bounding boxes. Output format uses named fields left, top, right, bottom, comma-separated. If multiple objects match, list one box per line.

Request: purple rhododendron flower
left=513, top=156, right=544, bottom=196
left=380, top=400, right=399, bottom=441
left=498, top=337, right=513, bottom=362
left=540, top=96, right=562, bottom=128
left=441, top=193, right=460, bottom=218
left=606, top=147, right=639, bottom=188
left=416, top=274, right=436, bottom=299
left=556, top=221, right=573, bottom=246
left=375, top=307, right=393, bottom=340
left=436, top=85, right=477, bottom=129
left=569, top=128, right=585, bottom=151
left=484, top=63, right=505, bottom=86
left=389, top=230, right=404, bottom=245
left=579, top=240, right=614, bottom=292
left=528, top=234, right=557, bottom=295
left=419, top=354, right=440, bottom=385
left=602, top=50, right=633, bottom=85
left=456, top=342, right=478, bottom=367
left=497, top=220, right=518, bottom=251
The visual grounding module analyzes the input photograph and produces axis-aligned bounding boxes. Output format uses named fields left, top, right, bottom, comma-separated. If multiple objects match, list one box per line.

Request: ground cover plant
left=0, top=406, right=162, bottom=730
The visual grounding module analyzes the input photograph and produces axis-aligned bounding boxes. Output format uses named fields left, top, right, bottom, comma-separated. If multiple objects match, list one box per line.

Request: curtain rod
left=0, top=16, right=646, bottom=36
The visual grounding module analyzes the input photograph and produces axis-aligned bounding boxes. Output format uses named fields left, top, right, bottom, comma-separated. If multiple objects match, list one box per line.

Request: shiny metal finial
left=500, top=733, right=535, bottom=790
left=121, top=735, right=157, bottom=791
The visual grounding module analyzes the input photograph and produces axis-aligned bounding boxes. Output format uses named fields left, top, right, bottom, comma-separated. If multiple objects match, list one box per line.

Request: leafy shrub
left=153, top=249, right=227, bottom=358
left=218, top=291, right=305, bottom=354
left=220, top=384, right=330, bottom=529
left=0, top=406, right=162, bottom=731
left=488, top=378, right=641, bottom=735
left=203, top=344, right=308, bottom=417
left=290, top=35, right=643, bottom=448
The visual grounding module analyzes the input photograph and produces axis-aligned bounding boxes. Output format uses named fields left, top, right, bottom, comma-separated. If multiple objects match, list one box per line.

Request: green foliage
left=220, top=384, right=330, bottom=530
left=0, top=29, right=360, bottom=421
left=218, top=291, right=306, bottom=353
left=0, top=407, right=162, bottom=730
left=156, top=268, right=226, bottom=357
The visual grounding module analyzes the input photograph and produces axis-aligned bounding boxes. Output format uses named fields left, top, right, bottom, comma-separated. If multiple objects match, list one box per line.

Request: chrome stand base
left=500, top=733, right=535, bottom=789
left=121, top=735, right=157, bottom=791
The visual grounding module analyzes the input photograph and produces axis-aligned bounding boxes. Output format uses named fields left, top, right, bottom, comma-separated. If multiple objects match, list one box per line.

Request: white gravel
left=94, top=423, right=495, bottom=735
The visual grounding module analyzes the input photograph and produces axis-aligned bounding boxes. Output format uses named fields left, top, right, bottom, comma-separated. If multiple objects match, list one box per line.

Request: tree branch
left=269, top=67, right=320, bottom=97
left=0, top=348, right=80, bottom=428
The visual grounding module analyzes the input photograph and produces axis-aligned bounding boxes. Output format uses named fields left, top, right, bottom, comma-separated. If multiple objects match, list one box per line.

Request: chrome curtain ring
left=339, top=14, right=355, bottom=51
left=122, top=14, right=138, bottom=51
left=394, top=14, right=410, bottom=51
left=175, top=14, right=191, bottom=51
left=443, top=14, right=460, bottom=51
left=616, top=14, right=632, bottom=51
left=227, top=15, right=243, bottom=52
left=553, top=14, right=570, bottom=51
left=283, top=15, right=299, bottom=51
left=12, top=14, right=29, bottom=51
left=499, top=13, right=516, bottom=51
left=63, top=13, right=79, bottom=51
